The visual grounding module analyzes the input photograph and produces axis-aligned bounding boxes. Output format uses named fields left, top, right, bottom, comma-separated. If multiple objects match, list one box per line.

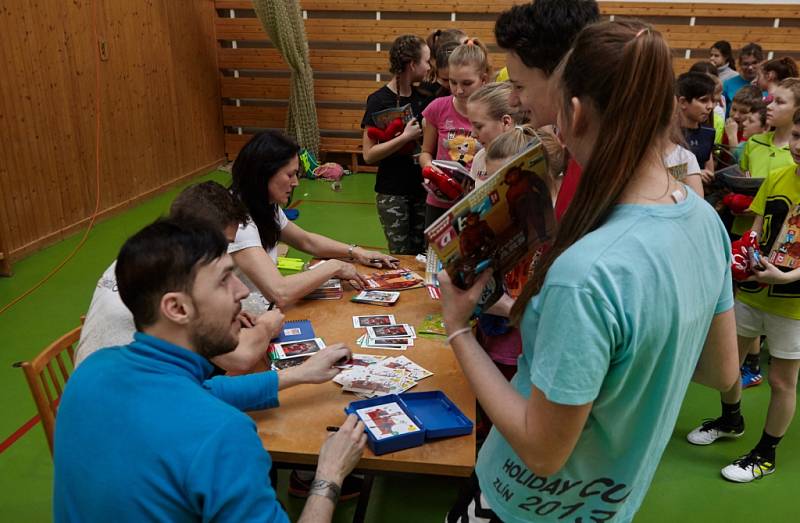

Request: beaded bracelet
left=446, top=326, right=473, bottom=344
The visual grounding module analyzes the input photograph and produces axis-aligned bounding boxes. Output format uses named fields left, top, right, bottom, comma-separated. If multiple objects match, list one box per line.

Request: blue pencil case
left=344, top=390, right=473, bottom=455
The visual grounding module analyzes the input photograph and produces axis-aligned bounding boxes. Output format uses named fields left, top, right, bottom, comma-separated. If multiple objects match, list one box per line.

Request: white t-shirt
left=664, top=144, right=701, bottom=182
left=227, top=207, right=290, bottom=295
left=227, top=207, right=289, bottom=263
left=74, top=261, right=136, bottom=367
left=469, top=149, right=489, bottom=188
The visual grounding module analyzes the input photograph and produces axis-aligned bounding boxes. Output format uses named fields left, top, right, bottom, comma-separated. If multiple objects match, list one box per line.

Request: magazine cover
left=424, top=139, right=554, bottom=311
left=364, top=269, right=424, bottom=291
left=768, top=203, right=800, bottom=269
left=372, top=103, right=414, bottom=130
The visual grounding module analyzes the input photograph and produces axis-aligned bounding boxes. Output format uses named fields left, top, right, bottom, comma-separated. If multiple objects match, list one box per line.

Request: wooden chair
left=14, top=325, right=81, bottom=456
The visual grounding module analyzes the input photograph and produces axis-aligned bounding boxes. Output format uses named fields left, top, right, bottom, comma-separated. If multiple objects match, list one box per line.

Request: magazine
left=424, top=140, right=554, bottom=312
left=768, top=203, right=800, bottom=269
left=363, top=269, right=424, bottom=291
left=372, top=103, right=414, bottom=130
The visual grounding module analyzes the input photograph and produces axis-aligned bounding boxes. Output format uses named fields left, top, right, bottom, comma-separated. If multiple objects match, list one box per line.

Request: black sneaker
left=686, top=416, right=744, bottom=445
left=288, top=470, right=362, bottom=501
left=721, top=451, right=775, bottom=482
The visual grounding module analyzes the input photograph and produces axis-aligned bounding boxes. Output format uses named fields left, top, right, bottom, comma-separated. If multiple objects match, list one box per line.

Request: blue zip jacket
left=54, top=332, right=289, bottom=522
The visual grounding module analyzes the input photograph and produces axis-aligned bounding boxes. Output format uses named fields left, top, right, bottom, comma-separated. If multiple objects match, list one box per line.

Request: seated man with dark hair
left=74, top=181, right=345, bottom=419
left=75, top=181, right=274, bottom=371
left=54, top=218, right=366, bottom=522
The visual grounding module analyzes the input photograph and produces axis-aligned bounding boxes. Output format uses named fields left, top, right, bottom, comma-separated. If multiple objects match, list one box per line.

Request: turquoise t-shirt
left=475, top=189, right=733, bottom=523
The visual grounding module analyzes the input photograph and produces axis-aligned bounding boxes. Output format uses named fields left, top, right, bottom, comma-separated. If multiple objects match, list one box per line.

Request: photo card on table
left=366, top=324, right=415, bottom=339
left=270, top=338, right=326, bottom=360
left=352, top=314, right=397, bottom=328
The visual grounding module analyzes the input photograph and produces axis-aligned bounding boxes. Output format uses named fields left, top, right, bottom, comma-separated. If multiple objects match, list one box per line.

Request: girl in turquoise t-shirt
left=438, top=21, right=738, bottom=523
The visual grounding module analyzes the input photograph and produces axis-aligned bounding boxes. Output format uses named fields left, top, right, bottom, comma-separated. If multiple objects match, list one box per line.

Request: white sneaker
left=721, top=452, right=775, bottom=483
left=687, top=417, right=744, bottom=445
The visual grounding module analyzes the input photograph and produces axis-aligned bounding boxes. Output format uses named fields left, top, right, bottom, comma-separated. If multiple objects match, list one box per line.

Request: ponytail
left=711, top=40, right=735, bottom=71
left=510, top=21, right=675, bottom=323
left=449, top=37, right=492, bottom=77
left=762, top=56, right=800, bottom=83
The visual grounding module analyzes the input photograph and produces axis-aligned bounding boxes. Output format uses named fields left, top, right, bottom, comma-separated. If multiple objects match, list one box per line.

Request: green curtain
left=252, top=0, right=320, bottom=156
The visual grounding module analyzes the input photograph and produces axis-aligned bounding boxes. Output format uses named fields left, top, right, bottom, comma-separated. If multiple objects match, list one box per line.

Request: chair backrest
left=16, top=326, right=81, bottom=456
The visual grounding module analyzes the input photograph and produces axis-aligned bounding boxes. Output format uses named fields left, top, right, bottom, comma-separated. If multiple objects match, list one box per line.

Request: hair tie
left=635, top=28, right=650, bottom=38
left=466, top=38, right=475, bottom=47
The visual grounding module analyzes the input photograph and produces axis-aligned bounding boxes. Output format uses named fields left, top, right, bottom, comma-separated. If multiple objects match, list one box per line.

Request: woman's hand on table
left=316, top=414, right=367, bottom=485
left=437, top=268, right=493, bottom=335
left=352, top=248, right=400, bottom=269
left=331, top=260, right=369, bottom=289
left=297, top=343, right=352, bottom=384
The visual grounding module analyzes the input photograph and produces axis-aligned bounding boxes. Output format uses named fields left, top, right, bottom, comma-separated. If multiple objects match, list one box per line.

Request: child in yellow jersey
left=733, top=78, right=800, bottom=236
left=688, top=109, right=800, bottom=483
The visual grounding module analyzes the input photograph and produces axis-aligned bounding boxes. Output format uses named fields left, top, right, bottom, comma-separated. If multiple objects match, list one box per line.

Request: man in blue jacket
left=54, top=218, right=366, bottom=522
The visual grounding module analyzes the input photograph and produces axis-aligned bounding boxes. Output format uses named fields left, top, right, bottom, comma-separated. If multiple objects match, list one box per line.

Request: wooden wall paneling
left=0, top=0, right=225, bottom=260
left=212, top=1, right=800, bottom=163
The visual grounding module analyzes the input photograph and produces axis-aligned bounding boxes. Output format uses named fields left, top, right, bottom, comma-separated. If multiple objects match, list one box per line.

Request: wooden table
left=248, top=256, right=476, bottom=518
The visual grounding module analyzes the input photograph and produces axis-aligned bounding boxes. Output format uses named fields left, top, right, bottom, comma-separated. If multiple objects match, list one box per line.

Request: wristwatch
left=309, top=479, right=341, bottom=504
left=347, top=244, right=358, bottom=258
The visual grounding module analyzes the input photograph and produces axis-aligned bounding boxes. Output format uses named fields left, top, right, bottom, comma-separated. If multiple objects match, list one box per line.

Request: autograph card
left=270, top=338, right=325, bottom=360
left=366, top=324, right=415, bottom=339
left=355, top=402, right=421, bottom=440
left=379, top=356, right=433, bottom=381
left=352, top=314, right=396, bottom=328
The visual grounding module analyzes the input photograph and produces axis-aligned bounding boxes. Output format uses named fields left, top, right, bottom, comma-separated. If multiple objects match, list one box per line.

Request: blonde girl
left=466, top=82, right=520, bottom=184
left=420, top=38, right=491, bottom=226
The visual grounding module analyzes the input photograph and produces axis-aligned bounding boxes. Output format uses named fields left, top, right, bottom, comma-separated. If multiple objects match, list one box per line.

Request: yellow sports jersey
left=732, top=131, right=795, bottom=235
left=737, top=164, right=800, bottom=319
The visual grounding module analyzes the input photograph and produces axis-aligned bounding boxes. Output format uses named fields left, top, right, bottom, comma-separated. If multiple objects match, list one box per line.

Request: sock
left=721, top=400, right=743, bottom=426
left=744, top=353, right=760, bottom=373
left=753, top=431, right=782, bottom=462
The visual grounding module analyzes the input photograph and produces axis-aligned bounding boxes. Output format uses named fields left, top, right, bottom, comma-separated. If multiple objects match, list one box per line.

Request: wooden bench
left=214, top=1, right=800, bottom=168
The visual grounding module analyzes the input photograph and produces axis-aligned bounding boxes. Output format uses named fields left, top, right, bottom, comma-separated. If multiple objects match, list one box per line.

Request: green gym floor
left=0, top=170, right=793, bottom=521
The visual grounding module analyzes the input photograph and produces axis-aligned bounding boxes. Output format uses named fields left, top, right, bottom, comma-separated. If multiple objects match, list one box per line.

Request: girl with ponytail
left=441, top=21, right=738, bottom=522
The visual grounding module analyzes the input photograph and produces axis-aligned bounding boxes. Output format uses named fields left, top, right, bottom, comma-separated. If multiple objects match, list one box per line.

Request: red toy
left=731, top=230, right=761, bottom=281
left=422, top=165, right=463, bottom=201
left=722, top=193, right=754, bottom=214
left=367, top=117, right=416, bottom=155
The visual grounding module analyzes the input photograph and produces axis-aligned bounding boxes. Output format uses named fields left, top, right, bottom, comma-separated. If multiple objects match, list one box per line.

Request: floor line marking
left=0, top=414, right=40, bottom=454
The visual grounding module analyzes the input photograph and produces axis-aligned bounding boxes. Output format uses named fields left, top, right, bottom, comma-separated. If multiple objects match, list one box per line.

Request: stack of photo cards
left=304, top=278, right=343, bottom=300
left=355, top=322, right=416, bottom=350
left=350, top=290, right=400, bottom=306
left=355, top=402, right=421, bottom=441
left=352, top=314, right=396, bottom=328
left=334, top=355, right=432, bottom=398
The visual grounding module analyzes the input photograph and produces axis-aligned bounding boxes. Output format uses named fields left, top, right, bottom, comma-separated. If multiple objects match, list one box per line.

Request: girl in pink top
left=420, top=38, right=491, bottom=226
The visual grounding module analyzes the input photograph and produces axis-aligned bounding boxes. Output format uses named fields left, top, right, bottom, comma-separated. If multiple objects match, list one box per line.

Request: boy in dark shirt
left=677, top=72, right=718, bottom=182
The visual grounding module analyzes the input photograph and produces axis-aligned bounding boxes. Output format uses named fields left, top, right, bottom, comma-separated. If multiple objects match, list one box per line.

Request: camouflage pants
left=375, top=193, right=426, bottom=255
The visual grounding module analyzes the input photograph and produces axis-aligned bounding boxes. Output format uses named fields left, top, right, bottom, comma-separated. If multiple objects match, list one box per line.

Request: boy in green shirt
left=688, top=109, right=800, bottom=483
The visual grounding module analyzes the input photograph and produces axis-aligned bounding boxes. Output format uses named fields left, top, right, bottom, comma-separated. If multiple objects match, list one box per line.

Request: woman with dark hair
left=230, top=130, right=398, bottom=309
left=710, top=40, right=737, bottom=82
left=439, top=21, right=738, bottom=522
